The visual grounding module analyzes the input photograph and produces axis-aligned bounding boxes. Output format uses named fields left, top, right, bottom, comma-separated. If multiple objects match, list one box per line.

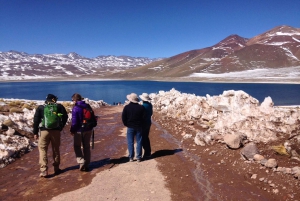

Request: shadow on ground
left=108, top=149, right=183, bottom=167
left=151, top=148, right=183, bottom=159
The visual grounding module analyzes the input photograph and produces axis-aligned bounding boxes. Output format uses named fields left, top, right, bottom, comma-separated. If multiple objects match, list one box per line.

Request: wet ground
left=0, top=106, right=127, bottom=200
left=0, top=106, right=299, bottom=200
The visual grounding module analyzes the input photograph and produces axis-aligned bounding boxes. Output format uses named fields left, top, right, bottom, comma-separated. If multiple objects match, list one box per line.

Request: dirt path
left=0, top=106, right=171, bottom=201
left=1, top=106, right=299, bottom=201
left=51, top=106, right=170, bottom=201
left=51, top=157, right=170, bottom=201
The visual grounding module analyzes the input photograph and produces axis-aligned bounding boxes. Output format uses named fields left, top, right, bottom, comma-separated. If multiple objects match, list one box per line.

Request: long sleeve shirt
left=122, top=102, right=145, bottom=129
left=142, top=101, right=153, bottom=125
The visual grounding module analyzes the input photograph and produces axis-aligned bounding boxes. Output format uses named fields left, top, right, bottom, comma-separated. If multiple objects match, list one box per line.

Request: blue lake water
left=0, top=81, right=300, bottom=106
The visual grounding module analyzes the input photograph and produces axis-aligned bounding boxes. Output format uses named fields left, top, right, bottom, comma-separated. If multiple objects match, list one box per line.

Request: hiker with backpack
left=70, top=93, right=97, bottom=172
left=33, top=94, right=68, bottom=178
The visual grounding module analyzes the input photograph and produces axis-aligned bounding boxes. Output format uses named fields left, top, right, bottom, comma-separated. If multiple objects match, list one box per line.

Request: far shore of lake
left=1, top=76, right=300, bottom=84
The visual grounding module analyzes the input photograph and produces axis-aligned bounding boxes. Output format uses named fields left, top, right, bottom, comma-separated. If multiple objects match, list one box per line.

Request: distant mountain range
left=1, top=25, right=300, bottom=81
left=111, top=25, right=300, bottom=80
left=0, top=51, right=160, bottom=80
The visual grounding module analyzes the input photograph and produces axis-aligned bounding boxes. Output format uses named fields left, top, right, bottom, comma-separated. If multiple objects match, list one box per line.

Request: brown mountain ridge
left=110, top=25, right=300, bottom=80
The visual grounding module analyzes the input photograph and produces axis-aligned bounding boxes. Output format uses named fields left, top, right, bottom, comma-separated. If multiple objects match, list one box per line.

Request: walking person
left=139, top=93, right=153, bottom=159
left=70, top=93, right=96, bottom=171
left=33, top=94, right=68, bottom=177
left=122, top=93, right=145, bottom=162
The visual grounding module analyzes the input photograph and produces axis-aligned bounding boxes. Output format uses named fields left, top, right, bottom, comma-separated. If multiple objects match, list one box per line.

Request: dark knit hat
left=46, top=94, right=58, bottom=102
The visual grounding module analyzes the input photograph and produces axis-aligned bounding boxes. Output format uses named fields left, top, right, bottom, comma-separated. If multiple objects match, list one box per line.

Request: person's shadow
left=47, top=158, right=111, bottom=177
left=108, top=156, right=131, bottom=168
left=49, top=148, right=183, bottom=177
left=150, top=148, right=183, bottom=160
left=89, top=158, right=111, bottom=170
left=108, top=149, right=183, bottom=167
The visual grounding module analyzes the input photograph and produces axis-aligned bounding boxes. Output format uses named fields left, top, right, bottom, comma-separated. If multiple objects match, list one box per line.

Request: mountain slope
left=1, top=25, right=299, bottom=81
left=0, top=51, right=159, bottom=79
left=110, top=25, right=300, bottom=79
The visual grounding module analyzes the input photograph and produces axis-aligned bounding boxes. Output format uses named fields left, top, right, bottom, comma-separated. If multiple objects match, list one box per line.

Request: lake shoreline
left=1, top=76, right=300, bottom=84
left=1, top=80, right=300, bottom=106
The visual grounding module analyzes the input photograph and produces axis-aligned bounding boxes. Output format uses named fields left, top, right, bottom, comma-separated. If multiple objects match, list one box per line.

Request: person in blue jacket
left=139, top=93, right=153, bottom=158
left=70, top=93, right=94, bottom=171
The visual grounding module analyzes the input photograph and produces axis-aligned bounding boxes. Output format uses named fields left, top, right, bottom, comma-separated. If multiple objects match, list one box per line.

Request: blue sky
left=0, top=0, right=299, bottom=58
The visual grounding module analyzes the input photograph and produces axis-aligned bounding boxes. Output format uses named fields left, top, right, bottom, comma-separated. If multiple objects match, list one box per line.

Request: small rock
left=3, top=119, right=14, bottom=127
left=224, top=133, right=242, bottom=149
left=194, top=136, right=206, bottom=146
left=253, top=154, right=264, bottom=162
left=251, top=174, right=257, bottom=179
left=276, top=167, right=283, bottom=172
left=209, top=150, right=217, bottom=155
left=241, top=142, right=259, bottom=160
left=265, top=159, right=278, bottom=168
left=260, top=159, right=267, bottom=166
left=284, top=168, right=292, bottom=174
left=183, top=134, right=192, bottom=139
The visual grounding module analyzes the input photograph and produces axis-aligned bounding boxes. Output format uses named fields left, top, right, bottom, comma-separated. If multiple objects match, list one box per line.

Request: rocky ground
left=0, top=106, right=300, bottom=201
left=153, top=113, right=300, bottom=201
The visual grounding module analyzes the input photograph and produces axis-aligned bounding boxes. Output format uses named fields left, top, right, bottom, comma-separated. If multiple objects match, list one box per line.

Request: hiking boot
left=39, top=170, right=48, bottom=178
left=79, top=164, right=85, bottom=171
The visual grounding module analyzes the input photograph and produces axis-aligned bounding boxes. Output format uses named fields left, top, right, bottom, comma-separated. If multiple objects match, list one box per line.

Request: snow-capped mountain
left=1, top=25, right=300, bottom=81
left=112, top=25, right=300, bottom=80
left=0, top=51, right=160, bottom=80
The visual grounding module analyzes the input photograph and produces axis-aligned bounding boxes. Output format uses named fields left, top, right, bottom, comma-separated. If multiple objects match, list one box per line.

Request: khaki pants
left=73, top=130, right=92, bottom=166
left=38, top=130, right=61, bottom=172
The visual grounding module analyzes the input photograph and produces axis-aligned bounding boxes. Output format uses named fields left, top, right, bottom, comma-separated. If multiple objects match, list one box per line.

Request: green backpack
left=42, top=103, right=62, bottom=129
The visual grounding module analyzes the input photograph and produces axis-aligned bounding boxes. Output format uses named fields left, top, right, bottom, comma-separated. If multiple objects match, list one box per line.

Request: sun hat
left=46, top=94, right=58, bottom=103
left=139, top=93, right=151, bottom=101
left=126, top=93, right=139, bottom=103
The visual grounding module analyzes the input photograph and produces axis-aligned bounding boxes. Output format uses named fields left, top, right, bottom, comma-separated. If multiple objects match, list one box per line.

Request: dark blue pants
left=142, top=123, right=151, bottom=156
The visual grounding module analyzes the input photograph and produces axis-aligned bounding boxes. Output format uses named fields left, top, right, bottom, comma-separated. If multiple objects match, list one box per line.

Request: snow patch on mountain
left=0, top=51, right=161, bottom=80
left=268, top=31, right=300, bottom=37
left=189, top=66, right=300, bottom=79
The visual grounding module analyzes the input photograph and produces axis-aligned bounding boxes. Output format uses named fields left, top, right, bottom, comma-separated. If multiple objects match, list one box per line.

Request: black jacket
left=33, top=103, right=68, bottom=134
left=122, top=102, right=145, bottom=129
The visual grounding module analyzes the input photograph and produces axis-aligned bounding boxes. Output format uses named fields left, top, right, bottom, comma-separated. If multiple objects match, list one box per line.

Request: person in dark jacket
left=33, top=94, right=68, bottom=177
left=139, top=93, right=153, bottom=158
left=122, top=93, right=145, bottom=162
left=70, top=93, right=94, bottom=171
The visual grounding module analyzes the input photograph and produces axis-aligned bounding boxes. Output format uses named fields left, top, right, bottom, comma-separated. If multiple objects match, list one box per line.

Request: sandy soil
left=51, top=108, right=171, bottom=201
left=1, top=106, right=300, bottom=201
left=51, top=157, right=170, bottom=201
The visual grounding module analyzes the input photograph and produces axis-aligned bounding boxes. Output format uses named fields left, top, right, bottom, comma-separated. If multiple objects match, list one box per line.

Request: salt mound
left=150, top=88, right=300, bottom=144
